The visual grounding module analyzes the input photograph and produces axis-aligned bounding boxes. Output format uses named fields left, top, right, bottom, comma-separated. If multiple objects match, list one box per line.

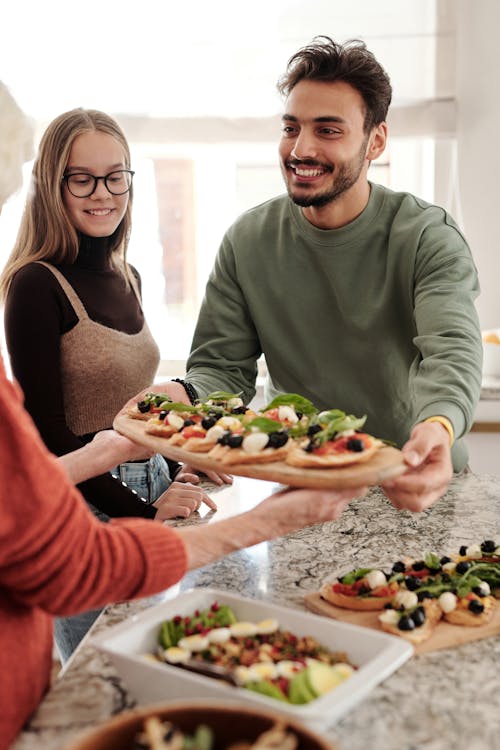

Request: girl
left=0, top=108, right=228, bottom=658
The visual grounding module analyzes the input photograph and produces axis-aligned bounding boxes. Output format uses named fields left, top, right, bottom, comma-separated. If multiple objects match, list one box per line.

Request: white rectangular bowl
left=92, top=588, right=412, bottom=731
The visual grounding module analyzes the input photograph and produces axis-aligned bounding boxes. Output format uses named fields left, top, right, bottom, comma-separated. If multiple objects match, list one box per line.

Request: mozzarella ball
left=438, top=592, right=457, bottom=613
left=365, top=569, right=387, bottom=590
left=393, top=590, right=419, bottom=610
left=242, top=432, right=269, bottom=454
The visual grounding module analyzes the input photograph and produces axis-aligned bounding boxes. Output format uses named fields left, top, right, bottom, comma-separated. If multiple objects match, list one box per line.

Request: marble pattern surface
left=12, top=474, right=500, bottom=750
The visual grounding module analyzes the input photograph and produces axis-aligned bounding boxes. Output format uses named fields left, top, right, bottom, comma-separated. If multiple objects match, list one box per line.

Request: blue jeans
left=54, top=455, right=172, bottom=663
left=112, top=453, right=173, bottom=503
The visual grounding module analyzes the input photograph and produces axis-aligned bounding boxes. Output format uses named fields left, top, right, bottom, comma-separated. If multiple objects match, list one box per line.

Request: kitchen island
left=12, top=474, right=500, bottom=750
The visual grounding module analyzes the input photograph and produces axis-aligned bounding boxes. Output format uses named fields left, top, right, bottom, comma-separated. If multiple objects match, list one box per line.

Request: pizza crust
left=320, top=582, right=395, bottom=611
left=443, top=595, right=495, bottom=627
left=127, top=407, right=153, bottom=422
left=145, top=421, right=179, bottom=438
left=286, top=438, right=383, bottom=468
left=379, top=600, right=442, bottom=645
left=207, top=442, right=292, bottom=465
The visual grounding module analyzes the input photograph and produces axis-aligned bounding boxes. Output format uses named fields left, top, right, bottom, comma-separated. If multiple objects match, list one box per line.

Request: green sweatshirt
left=187, top=182, right=482, bottom=471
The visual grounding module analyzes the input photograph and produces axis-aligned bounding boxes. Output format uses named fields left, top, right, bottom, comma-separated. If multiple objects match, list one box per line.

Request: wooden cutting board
left=113, top=414, right=407, bottom=489
left=304, top=588, right=500, bottom=655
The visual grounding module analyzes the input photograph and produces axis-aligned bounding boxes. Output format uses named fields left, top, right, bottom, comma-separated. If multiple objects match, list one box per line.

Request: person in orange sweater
left=0, top=81, right=366, bottom=749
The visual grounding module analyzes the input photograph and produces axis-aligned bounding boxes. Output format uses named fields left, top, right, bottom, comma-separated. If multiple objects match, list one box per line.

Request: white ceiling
left=2, top=0, right=454, bottom=120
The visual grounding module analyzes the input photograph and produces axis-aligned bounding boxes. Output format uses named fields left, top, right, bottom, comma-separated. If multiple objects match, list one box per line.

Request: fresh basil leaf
left=318, top=415, right=367, bottom=445
left=206, top=391, right=243, bottom=401
left=424, top=552, right=441, bottom=570
left=245, top=417, right=284, bottom=433
left=165, top=402, right=200, bottom=413
left=261, top=393, right=318, bottom=416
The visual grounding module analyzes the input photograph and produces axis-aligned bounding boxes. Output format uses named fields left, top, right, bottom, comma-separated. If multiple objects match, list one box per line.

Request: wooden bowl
left=63, top=699, right=337, bottom=750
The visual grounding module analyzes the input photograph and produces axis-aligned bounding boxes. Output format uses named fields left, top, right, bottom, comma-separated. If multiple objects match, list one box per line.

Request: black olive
left=417, top=590, right=433, bottom=601
left=159, top=410, right=168, bottom=420
left=231, top=405, right=247, bottom=414
left=202, top=416, right=217, bottom=430
left=398, top=615, right=415, bottom=631
left=468, top=599, right=485, bottom=614
left=346, top=437, right=364, bottom=452
left=304, top=439, right=316, bottom=453
left=227, top=434, right=244, bottom=448
left=383, top=602, right=393, bottom=609
left=217, top=431, right=231, bottom=446
left=410, top=606, right=426, bottom=627
left=137, top=401, right=150, bottom=413
left=392, top=561, right=406, bottom=573
left=307, top=424, right=322, bottom=436
left=481, top=539, right=496, bottom=553
left=268, top=431, right=289, bottom=449
left=296, top=411, right=303, bottom=420
left=459, top=545, right=468, bottom=556
left=183, top=419, right=195, bottom=427
left=440, top=556, right=451, bottom=565
left=405, top=575, right=421, bottom=591
left=412, top=560, right=426, bottom=571
left=456, top=561, right=471, bottom=574
left=472, top=586, right=486, bottom=598
left=441, top=573, right=451, bottom=582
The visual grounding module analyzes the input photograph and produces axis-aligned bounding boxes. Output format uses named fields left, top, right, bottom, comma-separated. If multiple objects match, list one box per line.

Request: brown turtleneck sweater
left=4, top=236, right=163, bottom=519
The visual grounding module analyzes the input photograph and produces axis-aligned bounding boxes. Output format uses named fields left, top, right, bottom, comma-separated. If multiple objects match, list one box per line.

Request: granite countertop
left=13, top=474, right=500, bottom=750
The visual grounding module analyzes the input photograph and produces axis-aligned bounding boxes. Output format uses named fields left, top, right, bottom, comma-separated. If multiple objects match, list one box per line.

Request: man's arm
left=382, top=217, right=482, bottom=511
left=186, top=234, right=262, bottom=403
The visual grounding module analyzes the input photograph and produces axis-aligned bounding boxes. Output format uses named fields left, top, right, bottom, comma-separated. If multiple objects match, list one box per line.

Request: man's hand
left=152, top=482, right=218, bottom=520
left=381, top=421, right=453, bottom=512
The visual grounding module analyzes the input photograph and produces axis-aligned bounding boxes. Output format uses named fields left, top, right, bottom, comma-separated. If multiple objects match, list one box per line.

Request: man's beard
left=284, top=139, right=368, bottom=208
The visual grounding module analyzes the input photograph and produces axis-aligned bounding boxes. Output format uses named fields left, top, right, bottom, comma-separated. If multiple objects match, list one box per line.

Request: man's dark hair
left=277, top=36, right=392, bottom=132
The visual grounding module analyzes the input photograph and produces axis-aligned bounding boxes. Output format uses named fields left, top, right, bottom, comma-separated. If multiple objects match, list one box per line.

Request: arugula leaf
left=261, top=393, right=318, bottom=416
left=340, top=568, right=374, bottom=585
left=456, top=576, right=484, bottom=599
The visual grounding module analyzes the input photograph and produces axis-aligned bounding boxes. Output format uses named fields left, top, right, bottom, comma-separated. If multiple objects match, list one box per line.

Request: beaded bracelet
left=171, top=378, right=199, bottom=406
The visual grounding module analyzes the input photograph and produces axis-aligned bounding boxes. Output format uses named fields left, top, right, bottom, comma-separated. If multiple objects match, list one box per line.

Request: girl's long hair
left=0, top=108, right=134, bottom=301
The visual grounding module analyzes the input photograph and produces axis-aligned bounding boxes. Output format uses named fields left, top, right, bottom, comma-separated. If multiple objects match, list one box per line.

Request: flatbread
left=286, top=437, right=383, bottom=468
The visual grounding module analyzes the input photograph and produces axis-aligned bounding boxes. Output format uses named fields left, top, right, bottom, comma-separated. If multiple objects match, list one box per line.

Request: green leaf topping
left=245, top=417, right=284, bottom=433
left=164, top=401, right=201, bottom=413
left=340, top=567, right=374, bottom=585
left=206, top=391, right=243, bottom=402
left=316, top=414, right=367, bottom=446
left=262, top=393, right=318, bottom=416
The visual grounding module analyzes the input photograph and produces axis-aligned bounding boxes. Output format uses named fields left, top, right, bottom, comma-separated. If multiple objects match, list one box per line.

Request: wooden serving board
left=304, top=588, right=500, bottom=655
left=113, top=414, right=407, bottom=489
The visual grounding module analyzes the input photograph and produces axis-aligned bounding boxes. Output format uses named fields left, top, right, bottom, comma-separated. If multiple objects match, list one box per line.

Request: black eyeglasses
left=62, top=169, right=135, bottom=198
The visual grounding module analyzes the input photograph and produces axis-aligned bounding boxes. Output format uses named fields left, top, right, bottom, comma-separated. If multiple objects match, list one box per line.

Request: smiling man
left=169, top=37, right=483, bottom=512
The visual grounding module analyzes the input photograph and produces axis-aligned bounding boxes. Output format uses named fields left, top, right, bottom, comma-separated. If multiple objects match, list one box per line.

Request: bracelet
left=424, top=416, right=454, bottom=446
left=171, top=378, right=199, bottom=406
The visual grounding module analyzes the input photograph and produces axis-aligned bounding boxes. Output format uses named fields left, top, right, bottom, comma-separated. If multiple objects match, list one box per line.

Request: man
left=166, top=37, right=483, bottom=512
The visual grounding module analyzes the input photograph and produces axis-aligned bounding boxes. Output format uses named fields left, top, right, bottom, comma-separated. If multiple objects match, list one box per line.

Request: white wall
left=456, top=0, right=500, bottom=329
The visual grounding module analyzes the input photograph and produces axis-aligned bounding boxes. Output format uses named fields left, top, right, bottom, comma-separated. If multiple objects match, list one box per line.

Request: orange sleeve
left=0, top=355, right=187, bottom=615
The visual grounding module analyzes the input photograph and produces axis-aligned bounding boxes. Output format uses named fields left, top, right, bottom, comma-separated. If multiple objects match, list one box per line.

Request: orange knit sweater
left=0, top=356, right=187, bottom=749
